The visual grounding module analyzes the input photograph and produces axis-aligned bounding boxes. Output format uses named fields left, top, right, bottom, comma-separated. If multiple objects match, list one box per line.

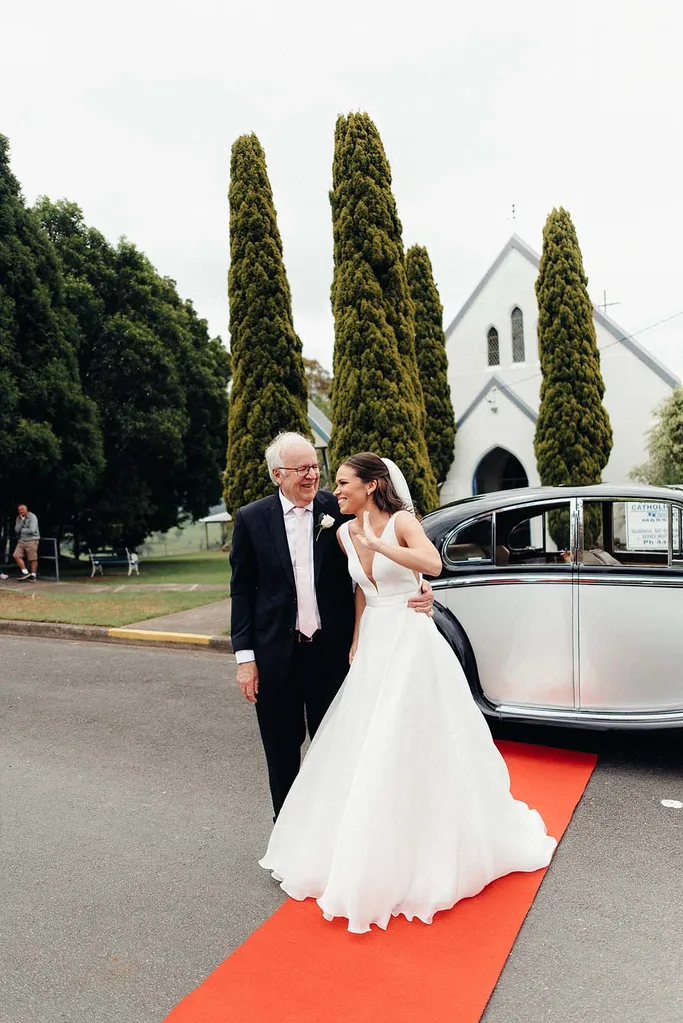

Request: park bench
left=86, top=547, right=140, bottom=578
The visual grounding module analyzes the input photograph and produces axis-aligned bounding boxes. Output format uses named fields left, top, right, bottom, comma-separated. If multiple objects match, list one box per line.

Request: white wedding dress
left=259, top=513, right=556, bottom=933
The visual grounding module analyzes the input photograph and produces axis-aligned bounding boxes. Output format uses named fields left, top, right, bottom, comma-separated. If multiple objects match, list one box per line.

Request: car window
left=578, top=500, right=620, bottom=566
left=495, top=501, right=572, bottom=566
left=609, top=500, right=681, bottom=566
left=444, top=515, right=493, bottom=565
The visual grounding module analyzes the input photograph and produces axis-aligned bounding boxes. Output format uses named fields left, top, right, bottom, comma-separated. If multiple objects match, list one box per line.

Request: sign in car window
left=624, top=502, right=678, bottom=550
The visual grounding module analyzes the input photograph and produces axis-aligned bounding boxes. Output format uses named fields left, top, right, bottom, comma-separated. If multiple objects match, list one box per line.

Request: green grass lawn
left=58, top=549, right=231, bottom=586
left=0, top=589, right=229, bottom=627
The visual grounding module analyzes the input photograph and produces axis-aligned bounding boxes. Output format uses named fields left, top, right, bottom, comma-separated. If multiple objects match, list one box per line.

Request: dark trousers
left=255, top=632, right=345, bottom=818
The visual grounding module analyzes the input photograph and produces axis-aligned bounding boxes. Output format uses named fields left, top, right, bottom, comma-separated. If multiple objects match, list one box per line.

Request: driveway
left=1, top=636, right=681, bottom=1023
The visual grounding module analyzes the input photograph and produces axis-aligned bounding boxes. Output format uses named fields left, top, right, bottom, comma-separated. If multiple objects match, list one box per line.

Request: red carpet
left=165, top=741, right=597, bottom=1023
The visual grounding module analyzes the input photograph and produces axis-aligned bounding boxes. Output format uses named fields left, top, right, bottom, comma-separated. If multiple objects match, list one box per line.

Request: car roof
left=423, top=483, right=683, bottom=532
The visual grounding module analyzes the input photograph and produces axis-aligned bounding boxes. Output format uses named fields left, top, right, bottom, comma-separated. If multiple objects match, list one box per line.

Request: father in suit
left=230, top=431, right=433, bottom=818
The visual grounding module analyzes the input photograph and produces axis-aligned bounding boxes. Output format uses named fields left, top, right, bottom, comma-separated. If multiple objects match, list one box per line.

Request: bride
left=259, top=452, right=556, bottom=933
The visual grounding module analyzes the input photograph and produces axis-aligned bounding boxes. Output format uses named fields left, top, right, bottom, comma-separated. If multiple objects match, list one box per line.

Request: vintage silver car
left=423, top=484, right=683, bottom=730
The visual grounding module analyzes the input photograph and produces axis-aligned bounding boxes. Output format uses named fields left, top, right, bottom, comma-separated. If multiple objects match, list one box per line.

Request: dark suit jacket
left=229, top=490, right=355, bottom=689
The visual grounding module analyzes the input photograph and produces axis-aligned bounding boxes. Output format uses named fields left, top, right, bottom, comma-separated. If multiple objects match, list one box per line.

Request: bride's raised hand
left=356, top=511, right=383, bottom=551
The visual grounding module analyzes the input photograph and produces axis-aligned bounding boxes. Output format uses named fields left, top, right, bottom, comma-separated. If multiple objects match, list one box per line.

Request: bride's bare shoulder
left=394, top=509, right=420, bottom=529
left=394, top=510, right=426, bottom=542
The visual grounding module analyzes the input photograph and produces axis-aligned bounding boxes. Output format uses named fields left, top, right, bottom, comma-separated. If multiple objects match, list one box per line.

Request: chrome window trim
left=441, top=496, right=577, bottom=570
left=576, top=574, right=683, bottom=588
left=441, top=513, right=494, bottom=569
left=576, top=497, right=683, bottom=570
left=491, top=506, right=497, bottom=559
left=569, top=497, right=580, bottom=711
left=432, top=573, right=573, bottom=589
left=674, top=506, right=683, bottom=562
left=431, top=577, right=461, bottom=589
left=434, top=571, right=683, bottom=590
left=439, top=498, right=683, bottom=578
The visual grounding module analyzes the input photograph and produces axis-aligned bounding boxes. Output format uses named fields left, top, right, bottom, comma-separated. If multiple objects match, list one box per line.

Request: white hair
left=265, top=432, right=315, bottom=484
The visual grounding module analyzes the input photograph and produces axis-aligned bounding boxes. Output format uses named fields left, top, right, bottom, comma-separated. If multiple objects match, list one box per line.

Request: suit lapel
left=264, top=494, right=295, bottom=592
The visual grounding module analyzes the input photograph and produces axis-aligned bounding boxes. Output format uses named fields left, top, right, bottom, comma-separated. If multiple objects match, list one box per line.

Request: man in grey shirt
left=13, top=504, right=40, bottom=582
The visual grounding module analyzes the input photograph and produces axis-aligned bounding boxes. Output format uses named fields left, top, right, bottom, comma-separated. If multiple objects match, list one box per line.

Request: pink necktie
left=293, top=507, right=317, bottom=638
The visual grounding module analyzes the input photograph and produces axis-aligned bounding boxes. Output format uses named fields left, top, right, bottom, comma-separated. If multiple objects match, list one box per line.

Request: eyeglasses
left=279, top=464, right=323, bottom=477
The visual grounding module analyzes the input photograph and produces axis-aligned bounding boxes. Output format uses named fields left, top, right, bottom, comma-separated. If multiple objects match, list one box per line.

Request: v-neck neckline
left=348, top=513, right=397, bottom=594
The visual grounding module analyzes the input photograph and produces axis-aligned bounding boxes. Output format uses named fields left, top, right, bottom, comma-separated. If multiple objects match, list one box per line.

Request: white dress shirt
left=234, top=491, right=321, bottom=664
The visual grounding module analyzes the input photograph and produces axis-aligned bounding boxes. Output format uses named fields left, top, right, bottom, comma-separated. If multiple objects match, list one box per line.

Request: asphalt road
left=1, top=636, right=682, bottom=1023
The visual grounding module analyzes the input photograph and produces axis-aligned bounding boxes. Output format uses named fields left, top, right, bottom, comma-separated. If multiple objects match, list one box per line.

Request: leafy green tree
left=406, top=244, right=456, bottom=486
left=631, top=387, right=683, bottom=485
left=534, top=207, right=613, bottom=488
left=0, top=137, right=103, bottom=537
left=328, top=113, right=437, bottom=514
left=175, top=297, right=231, bottom=519
left=35, top=198, right=230, bottom=547
left=224, top=134, right=310, bottom=513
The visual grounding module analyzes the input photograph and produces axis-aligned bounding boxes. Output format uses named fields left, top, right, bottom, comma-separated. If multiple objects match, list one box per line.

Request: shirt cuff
left=234, top=649, right=256, bottom=664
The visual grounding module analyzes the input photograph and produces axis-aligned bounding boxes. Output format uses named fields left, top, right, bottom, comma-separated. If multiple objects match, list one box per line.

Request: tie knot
left=293, top=506, right=309, bottom=518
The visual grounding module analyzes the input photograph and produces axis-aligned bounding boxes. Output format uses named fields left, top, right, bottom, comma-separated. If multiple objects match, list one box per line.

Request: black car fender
left=431, top=601, right=498, bottom=717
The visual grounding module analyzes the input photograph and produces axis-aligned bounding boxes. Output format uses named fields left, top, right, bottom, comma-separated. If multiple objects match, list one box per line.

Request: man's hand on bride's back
left=237, top=662, right=259, bottom=703
left=408, top=580, right=434, bottom=617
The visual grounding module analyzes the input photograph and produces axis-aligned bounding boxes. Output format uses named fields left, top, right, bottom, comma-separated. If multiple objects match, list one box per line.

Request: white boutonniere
left=316, top=513, right=335, bottom=540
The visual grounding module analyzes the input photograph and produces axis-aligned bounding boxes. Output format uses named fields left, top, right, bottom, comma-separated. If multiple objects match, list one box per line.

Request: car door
left=435, top=499, right=577, bottom=711
left=577, top=498, right=683, bottom=713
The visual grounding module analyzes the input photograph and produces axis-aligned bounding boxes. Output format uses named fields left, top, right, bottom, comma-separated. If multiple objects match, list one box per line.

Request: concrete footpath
left=0, top=585, right=233, bottom=654
left=126, top=598, right=229, bottom=636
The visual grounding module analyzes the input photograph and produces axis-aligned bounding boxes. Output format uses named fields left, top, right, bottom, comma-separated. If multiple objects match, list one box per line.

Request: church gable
left=445, top=239, right=539, bottom=384
left=457, top=374, right=536, bottom=429
left=445, top=235, right=540, bottom=342
left=441, top=233, right=679, bottom=504
left=446, top=234, right=679, bottom=389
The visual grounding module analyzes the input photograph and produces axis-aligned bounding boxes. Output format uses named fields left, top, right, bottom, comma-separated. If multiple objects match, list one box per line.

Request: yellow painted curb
left=107, top=628, right=211, bottom=645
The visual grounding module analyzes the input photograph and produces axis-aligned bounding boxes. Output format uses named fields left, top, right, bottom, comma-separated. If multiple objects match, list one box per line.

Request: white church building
left=440, top=235, right=680, bottom=505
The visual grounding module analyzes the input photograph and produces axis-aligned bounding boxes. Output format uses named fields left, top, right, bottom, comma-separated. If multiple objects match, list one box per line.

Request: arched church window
left=487, top=327, right=499, bottom=367
left=511, top=307, right=525, bottom=362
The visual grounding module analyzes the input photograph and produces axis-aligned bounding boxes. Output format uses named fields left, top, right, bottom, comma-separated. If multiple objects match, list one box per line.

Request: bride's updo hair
left=340, top=452, right=407, bottom=514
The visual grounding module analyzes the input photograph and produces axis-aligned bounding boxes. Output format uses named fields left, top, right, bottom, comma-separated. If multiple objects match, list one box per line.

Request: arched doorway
left=473, top=448, right=528, bottom=495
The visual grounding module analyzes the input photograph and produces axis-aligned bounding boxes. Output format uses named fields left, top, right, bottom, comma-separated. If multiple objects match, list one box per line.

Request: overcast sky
left=3, top=0, right=682, bottom=379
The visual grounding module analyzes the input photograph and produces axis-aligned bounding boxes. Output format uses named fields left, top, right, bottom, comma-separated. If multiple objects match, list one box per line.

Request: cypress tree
left=406, top=244, right=456, bottom=486
left=328, top=113, right=437, bottom=514
left=224, top=134, right=310, bottom=514
left=175, top=298, right=231, bottom=520
left=534, top=208, right=613, bottom=487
